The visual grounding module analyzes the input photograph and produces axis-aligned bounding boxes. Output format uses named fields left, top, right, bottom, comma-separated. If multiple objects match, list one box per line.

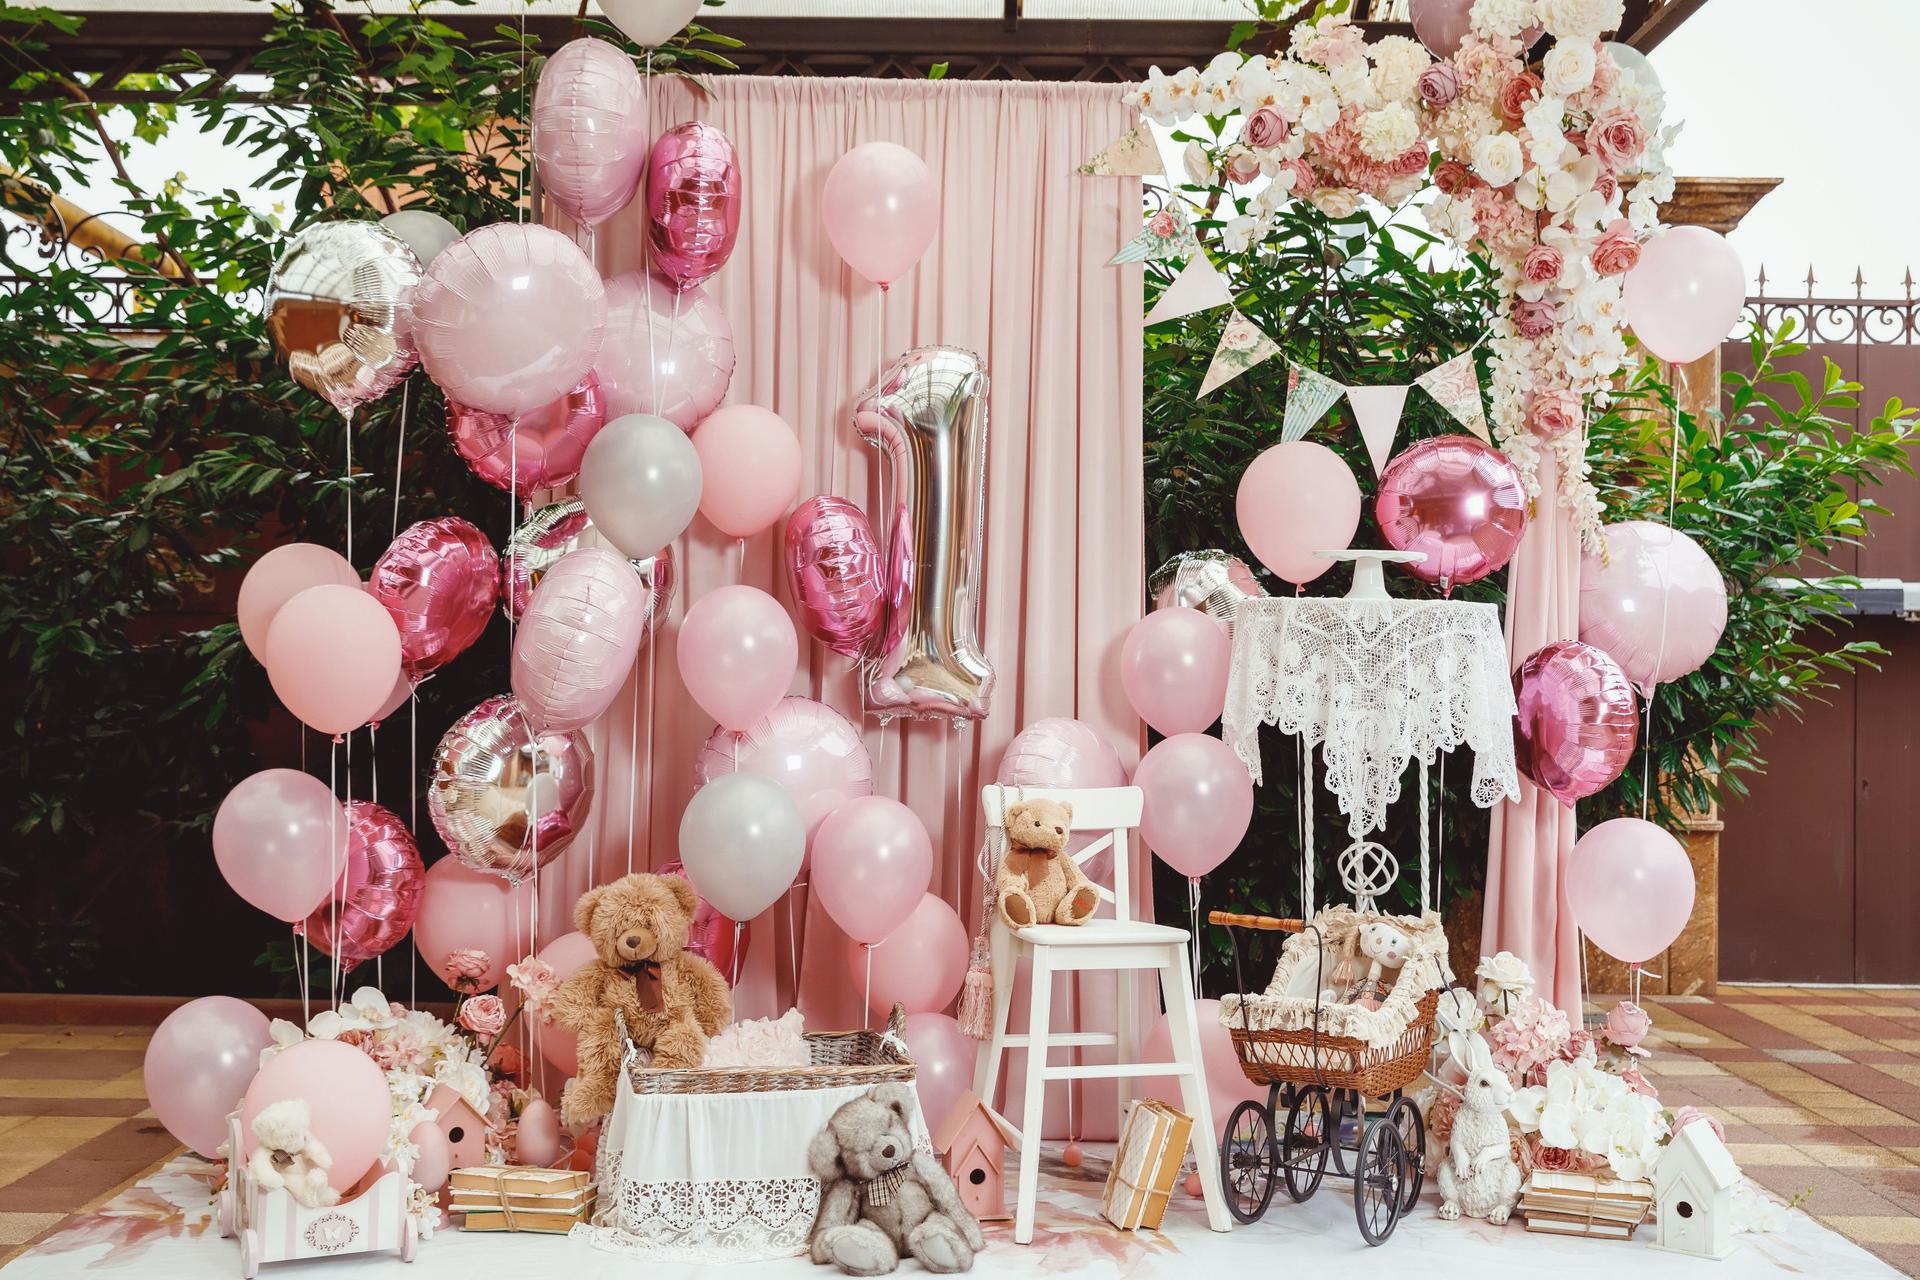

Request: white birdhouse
left=1654, top=1121, right=1741, bottom=1259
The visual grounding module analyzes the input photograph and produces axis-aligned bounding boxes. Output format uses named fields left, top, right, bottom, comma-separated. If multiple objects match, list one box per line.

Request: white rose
left=1182, top=139, right=1213, bottom=186
left=1356, top=102, right=1419, bottom=161
left=1368, top=34, right=1429, bottom=103
left=1542, top=42, right=1597, bottom=96
left=1475, top=949, right=1536, bottom=1002
left=1471, top=0, right=1539, bottom=39
left=1221, top=214, right=1259, bottom=254
left=1310, top=186, right=1360, bottom=218
left=1470, top=132, right=1525, bottom=187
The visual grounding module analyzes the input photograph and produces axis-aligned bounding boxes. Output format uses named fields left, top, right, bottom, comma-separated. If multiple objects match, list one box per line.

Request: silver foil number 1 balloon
left=856, top=345, right=994, bottom=722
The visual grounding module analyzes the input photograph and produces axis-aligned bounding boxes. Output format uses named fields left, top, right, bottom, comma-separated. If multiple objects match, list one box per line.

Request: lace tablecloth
left=1222, top=596, right=1519, bottom=837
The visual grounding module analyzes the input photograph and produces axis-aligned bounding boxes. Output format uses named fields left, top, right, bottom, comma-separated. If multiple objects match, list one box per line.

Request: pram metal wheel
left=1354, top=1108, right=1411, bottom=1246
left=1221, top=1096, right=1278, bottom=1223
left=1280, top=1084, right=1332, bottom=1203
left=1386, top=1095, right=1426, bottom=1212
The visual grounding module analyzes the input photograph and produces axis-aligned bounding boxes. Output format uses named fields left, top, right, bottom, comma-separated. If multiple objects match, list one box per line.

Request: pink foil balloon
left=368, top=517, right=500, bottom=678
left=448, top=371, right=608, bottom=493
left=1409, top=0, right=1475, bottom=56
left=237, top=543, right=359, bottom=663
left=414, top=855, right=532, bottom=992
left=413, top=223, right=607, bottom=417
left=241, top=1040, right=391, bottom=1195
left=677, top=585, right=798, bottom=732
left=997, top=718, right=1129, bottom=789
left=784, top=496, right=886, bottom=658
left=302, top=800, right=427, bottom=969
left=1143, top=999, right=1265, bottom=1134
left=901, top=1012, right=973, bottom=1132
left=692, top=695, right=872, bottom=869
left=143, top=996, right=273, bottom=1158
left=1622, top=226, right=1747, bottom=364
left=1511, top=640, right=1638, bottom=805
left=511, top=547, right=651, bottom=733
left=264, top=583, right=404, bottom=736
left=596, top=271, right=735, bottom=430
left=532, top=37, right=648, bottom=228
left=1235, top=440, right=1362, bottom=585
left=531, top=930, right=598, bottom=1075
left=1567, top=817, right=1696, bottom=965
left=1579, top=521, right=1728, bottom=694
left=1136, top=732, right=1254, bottom=878
left=213, top=768, right=350, bottom=922
left=660, top=860, right=748, bottom=981
left=646, top=121, right=741, bottom=292
left=693, top=404, right=802, bottom=537
left=1120, top=606, right=1231, bottom=736
left=846, top=892, right=969, bottom=1018
left=812, top=796, right=933, bottom=944
left=822, top=142, right=939, bottom=288
left=1375, top=434, right=1529, bottom=591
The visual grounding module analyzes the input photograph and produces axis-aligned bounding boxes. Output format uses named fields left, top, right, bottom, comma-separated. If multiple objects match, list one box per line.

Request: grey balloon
left=676, top=773, right=804, bottom=921
left=380, top=209, right=461, bottom=268
left=578, top=414, right=704, bottom=559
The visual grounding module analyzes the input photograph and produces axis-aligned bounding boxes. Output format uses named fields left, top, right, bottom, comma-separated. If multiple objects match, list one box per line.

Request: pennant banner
left=1414, top=352, right=1491, bottom=444
left=1109, top=203, right=1198, bottom=267
left=1199, top=310, right=1279, bottom=397
left=1078, top=121, right=1162, bottom=177
left=1144, top=254, right=1233, bottom=326
left=1347, top=383, right=1410, bottom=476
left=1279, top=360, right=1345, bottom=442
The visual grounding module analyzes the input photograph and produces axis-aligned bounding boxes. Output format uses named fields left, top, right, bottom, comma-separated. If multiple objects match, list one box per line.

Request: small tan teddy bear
left=995, top=798, right=1097, bottom=931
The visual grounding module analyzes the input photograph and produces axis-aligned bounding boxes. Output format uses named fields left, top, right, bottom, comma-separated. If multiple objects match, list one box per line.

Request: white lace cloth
left=1222, top=596, right=1519, bottom=836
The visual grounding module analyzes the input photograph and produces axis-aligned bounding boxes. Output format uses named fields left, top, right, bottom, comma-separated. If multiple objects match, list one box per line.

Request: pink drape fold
left=1483, top=450, right=1584, bottom=1016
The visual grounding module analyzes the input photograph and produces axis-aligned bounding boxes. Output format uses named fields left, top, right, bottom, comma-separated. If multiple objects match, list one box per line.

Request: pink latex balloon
left=370, top=669, right=414, bottom=726
left=237, top=543, right=359, bottom=663
left=692, top=404, right=802, bottom=538
left=996, top=718, right=1129, bottom=789
left=692, top=695, right=872, bottom=869
left=448, top=372, right=608, bottom=493
left=1622, top=226, right=1747, bottom=364
left=1375, top=435, right=1529, bottom=592
left=414, top=856, right=532, bottom=992
left=846, top=893, right=969, bottom=1018
left=1579, top=521, right=1728, bottom=695
left=677, top=585, right=799, bottom=732
left=1143, top=999, right=1264, bottom=1134
left=822, top=141, right=939, bottom=288
left=143, top=996, right=272, bottom=1158
left=1409, top=0, right=1475, bottom=56
left=812, top=796, right=933, bottom=944
left=511, top=546, right=651, bottom=732
left=784, top=496, right=886, bottom=658
left=264, top=583, right=404, bottom=736
left=241, top=1039, right=391, bottom=1195
left=516, top=1098, right=564, bottom=1167
left=531, top=930, right=598, bottom=1076
left=302, top=800, right=426, bottom=968
left=1235, top=440, right=1362, bottom=585
left=1121, top=607, right=1231, bottom=736
left=596, top=271, right=735, bottom=430
left=413, top=223, right=607, bottom=417
left=213, top=768, right=350, bottom=922
left=408, top=1121, right=451, bottom=1192
left=901, top=1012, right=974, bottom=1131
left=1512, top=641, right=1638, bottom=805
left=532, top=37, right=648, bottom=228
left=646, top=121, right=740, bottom=292
left=660, top=860, right=749, bottom=981
left=1567, top=817, right=1696, bottom=965
left=1136, top=733, right=1254, bottom=878
left=368, top=517, right=500, bottom=678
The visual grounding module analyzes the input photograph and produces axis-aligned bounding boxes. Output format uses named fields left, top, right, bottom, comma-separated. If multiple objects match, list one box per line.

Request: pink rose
left=1244, top=106, right=1289, bottom=150
left=1593, top=169, right=1619, bottom=203
left=1511, top=297, right=1558, bottom=339
left=1591, top=219, right=1642, bottom=277
left=1147, top=210, right=1176, bottom=237
left=507, top=956, right=561, bottom=1017
left=441, top=948, right=495, bottom=992
left=1532, top=1142, right=1577, bottom=1172
left=1603, top=999, right=1652, bottom=1049
left=1498, top=71, right=1542, bottom=124
left=1526, top=385, right=1581, bottom=435
left=1223, top=147, right=1262, bottom=185
left=1672, top=1106, right=1725, bottom=1142
left=492, top=1043, right=523, bottom=1077
left=1588, top=106, right=1648, bottom=171
left=1275, top=156, right=1317, bottom=196
left=1622, top=1063, right=1659, bottom=1099
left=459, top=993, right=508, bottom=1038
left=1521, top=243, right=1564, bottom=284
left=1418, top=63, right=1460, bottom=108
left=1433, top=159, right=1476, bottom=195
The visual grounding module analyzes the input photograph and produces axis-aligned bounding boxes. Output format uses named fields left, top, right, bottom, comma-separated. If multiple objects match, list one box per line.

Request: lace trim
left=575, top=1176, right=821, bottom=1262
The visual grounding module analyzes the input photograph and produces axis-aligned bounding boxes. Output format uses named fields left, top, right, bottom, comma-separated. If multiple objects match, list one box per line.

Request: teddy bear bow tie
left=625, top=959, right=664, bottom=1013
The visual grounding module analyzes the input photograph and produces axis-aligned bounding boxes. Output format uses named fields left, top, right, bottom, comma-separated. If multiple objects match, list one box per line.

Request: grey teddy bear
left=807, top=1082, right=984, bottom=1275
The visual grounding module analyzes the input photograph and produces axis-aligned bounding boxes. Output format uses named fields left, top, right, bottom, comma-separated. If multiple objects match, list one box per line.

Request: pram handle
left=1208, top=911, right=1304, bottom=933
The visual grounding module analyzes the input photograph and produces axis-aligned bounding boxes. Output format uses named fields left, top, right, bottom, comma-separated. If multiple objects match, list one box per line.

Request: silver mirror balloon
left=428, top=694, right=594, bottom=881
left=501, top=497, right=675, bottom=626
left=1149, top=550, right=1269, bottom=626
left=264, top=221, right=424, bottom=415
left=856, top=345, right=994, bottom=722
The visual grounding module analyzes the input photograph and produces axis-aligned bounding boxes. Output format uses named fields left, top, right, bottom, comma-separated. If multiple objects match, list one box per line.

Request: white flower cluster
left=1510, top=1052, right=1670, bottom=1182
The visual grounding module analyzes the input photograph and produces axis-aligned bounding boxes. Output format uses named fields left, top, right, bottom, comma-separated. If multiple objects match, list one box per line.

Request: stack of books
left=1519, top=1169, right=1653, bottom=1240
left=1100, top=1100, right=1194, bottom=1231
left=449, top=1166, right=593, bottom=1235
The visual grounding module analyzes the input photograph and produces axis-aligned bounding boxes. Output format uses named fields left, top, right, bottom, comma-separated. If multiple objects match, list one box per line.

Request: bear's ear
left=573, top=884, right=609, bottom=936
left=806, top=1125, right=844, bottom=1181
left=662, top=874, right=697, bottom=920
left=870, top=1081, right=917, bottom=1127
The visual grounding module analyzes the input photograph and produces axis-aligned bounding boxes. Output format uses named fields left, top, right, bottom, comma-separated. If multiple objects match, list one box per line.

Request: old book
left=1100, top=1100, right=1193, bottom=1231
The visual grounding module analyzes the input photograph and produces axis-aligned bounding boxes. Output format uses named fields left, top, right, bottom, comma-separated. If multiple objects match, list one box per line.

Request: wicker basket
left=1227, top=987, right=1440, bottom=1097
left=617, top=1003, right=914, bottom=1095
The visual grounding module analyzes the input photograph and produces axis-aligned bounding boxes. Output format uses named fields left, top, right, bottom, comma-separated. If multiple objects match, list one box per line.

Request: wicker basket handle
left=1208, top=910, right=1304, bottom=933
left=885, top=1003, right=907, bottom=1041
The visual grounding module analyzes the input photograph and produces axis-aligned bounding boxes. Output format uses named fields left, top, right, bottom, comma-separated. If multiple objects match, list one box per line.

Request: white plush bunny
left=249, top=1099, right=339, bottom=1209
left=1352, top=921, right=1411, bottom=1005
left=1435, top=1033, right=1521, bottom=1225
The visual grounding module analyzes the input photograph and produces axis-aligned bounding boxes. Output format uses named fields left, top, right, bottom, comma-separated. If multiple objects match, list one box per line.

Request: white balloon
left=577, top=414, right=703, bottom=559
left=599, top=0, right=702, bottom=46
left=379, top=209, right=461, bottom=269
left=678, top=774, right=805, bottom=921
left=1601, top=41, right=1660, bottom=94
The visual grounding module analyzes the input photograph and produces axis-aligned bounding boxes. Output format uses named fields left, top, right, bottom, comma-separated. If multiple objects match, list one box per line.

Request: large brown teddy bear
left=551, top=873, right=732, bottom=1128
left=995, top=798, right=1097, bottom=930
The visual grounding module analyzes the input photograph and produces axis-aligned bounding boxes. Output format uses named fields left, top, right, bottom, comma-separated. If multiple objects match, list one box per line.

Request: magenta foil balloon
left=1579, top=521, right=1728, bottom=695
left=596, top=271, right=735, bottom=430
left=368, top=516, right=500, bottom=678
left=448, top=370, right=607, bottom=493
left=502, top=497, right=674, bottom=627
left=784, top=496, right=885, bottom=658
left=413, top=223, right=607, bottom=417
left=511, top=546, right=650, bottom=733
left=532, top=37, right=648, bottom=228
left=693, top=695, right=873, bottom=869
left=646, top=121, right=740, bottom=292
left=1375, top=434, right=1529, bottom=592
left=303, top=801, right=426, bottom=968
left=1512, top=640, right=1638, bottom=805
left=997, top=718, right=1129, bottom=789
left=659, top=860, right=748, bottom=979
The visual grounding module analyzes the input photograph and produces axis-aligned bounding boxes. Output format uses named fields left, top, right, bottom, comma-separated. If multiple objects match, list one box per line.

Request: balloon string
left=371, top=721, right=381, bottom=993
left=1643, top=361, right=1687, bottom=821
left=863, top=942, right=874, bottom=1031
left=517, top=4, right=528, bottom=224
left=731, top=920, right=745, bottom=989
left=342, top=406, right=354, bottom=570
left=391, top=380, right=408, bottom=540
left=643, top=639, right=657, bottom=866
left=627, top=671, right=639, bottom=878
left=785, top=886, right=798, bottom=1008
left=1188, top=877, right=1202, bottom=986
left=409, top=687, right=418, bottom=1009
left=329, top=737, right=341, bottom=1007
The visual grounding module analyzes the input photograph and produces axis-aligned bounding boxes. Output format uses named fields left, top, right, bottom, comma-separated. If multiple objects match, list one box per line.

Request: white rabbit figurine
left=1436, top=1032, right=1522, bottom=1225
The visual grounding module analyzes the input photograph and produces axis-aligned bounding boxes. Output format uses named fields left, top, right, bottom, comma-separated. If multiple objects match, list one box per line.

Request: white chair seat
left=1015, top=919, right=1190, bottom=947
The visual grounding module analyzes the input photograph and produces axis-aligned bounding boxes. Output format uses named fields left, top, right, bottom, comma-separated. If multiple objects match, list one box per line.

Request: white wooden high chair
left=971, top=784, right=1230, bottom=1242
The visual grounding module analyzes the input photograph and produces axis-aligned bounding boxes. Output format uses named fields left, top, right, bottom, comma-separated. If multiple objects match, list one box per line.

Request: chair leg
left=1014, top=947, right=1053, bottom=1245
left=1163, top=946, right=1230, bottom=1232
left=1114, top=964, right=1135, bottom=1138
left=973, top=927, right=1017, bottom=1111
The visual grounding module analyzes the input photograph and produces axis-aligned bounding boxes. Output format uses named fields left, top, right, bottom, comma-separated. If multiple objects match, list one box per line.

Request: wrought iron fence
left=0, top=209, right=158, bottom=332
left=1744, top=265, right=1920, bottom=347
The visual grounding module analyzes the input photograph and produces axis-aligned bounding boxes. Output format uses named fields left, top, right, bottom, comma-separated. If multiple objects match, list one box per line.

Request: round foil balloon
left=1375, top=434, right=1529, bottom=592
left=1511, top=640, right=1638, bottom=805
left=659, top=860, right=748, bottom=980
left=367, top=516, right=500, bottom=678
left=595, top=271, right=735, bottom=429
left=1149, top=551, right=1268, bottom=626
left=428, top=694, right=595, bottom=879
left=502, top=497, right=674, bottom=625
left=693, top=695, right=872, bottom=865
left=532, top=37, right=648, bottom=228
left=784, top=496, right=885, bottom=657
left=646, top=121, right=740, bottom=292
left=997, top=718, right=1128, bottom=790
left=511, top=547, right=650, bottom=733
left=302, top=800, right=427, bottom=968
left=264, top=221, right=423, bottom=415
left=448, top=371, right=607, bottom=493
left=1579, top=521, right=1728, bottom=694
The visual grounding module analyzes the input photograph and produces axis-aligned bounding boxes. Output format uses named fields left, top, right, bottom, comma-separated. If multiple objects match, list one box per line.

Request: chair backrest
left=981, top=785, right=1145, bottom=925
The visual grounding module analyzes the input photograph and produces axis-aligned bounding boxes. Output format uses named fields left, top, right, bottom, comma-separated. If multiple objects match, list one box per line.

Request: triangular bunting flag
left=1199, top=310, right=1280, bottom=397
left=1347, top=383, right=1410, bottom=476
left=1109, top=203, right=1199, bottom=267
left=1078, top=121, right=1161, bottom=177
left=1414, top=351, right=1491, bottom=443
left=1279, top=360, right=1346, bottom=442
left=1144, top=254, right=1233, bottom=326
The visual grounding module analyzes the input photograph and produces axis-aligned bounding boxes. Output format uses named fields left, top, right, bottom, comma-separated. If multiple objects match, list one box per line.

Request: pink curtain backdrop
left=1483, top=450, right=1584, bottom=1016
left=519, top=77, right=1145, bottom=1136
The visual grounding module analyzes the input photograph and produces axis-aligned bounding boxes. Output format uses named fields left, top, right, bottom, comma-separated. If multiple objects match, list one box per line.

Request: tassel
left=958, top=963, right=993, bottom=1039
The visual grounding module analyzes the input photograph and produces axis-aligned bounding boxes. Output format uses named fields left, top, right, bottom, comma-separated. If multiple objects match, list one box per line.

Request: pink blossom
left=1672, top=1106, right=1725, bottom=1142
left=1454, top=36, right=1518, bottom=97
left=1469, top=185, right=1535, bottom=256
left=1302, top=22, right=1366, bottom=68
left=1315, top=108, right=1429, bottom=199
left=1244, top=106, right=1289, bottom=150
left=1274, top=156, right=1318, bottom=196
left=369, top=1024, right=431, bottom=1073
left=459, top=993, right=508, bottom=1038
left=1511, top=297, right=1558, bottom=339
left=1622, top=1062, right=1659, bottom=1099
left=1593, top=169, right=1619, bottom=203
left=1532, top=1142, right=1577, bottom=1172
left=1591, top=219, right=1642, bottom=277
left=1603, top=1000, right=1653, bottom=1050
left=1418, top=63, right=1460, bottom=108
left=492, top=1043, right=523, bottom=1078
left=1590, top=47, right=1622, bottom=99
left=1498, top=71, right=1543, bottom=124
left=1588, top=106, right=1649, bottom=171
left=1147, top=210, right=1177, bottom=237
left=507, top=956, right=561, bottom=1018
left=441, top=948, right=494, bottom=992
left=1433, top=159, right=1476, bottom=195
left=1526, top=385, right=1581, bottom=436
left=1521, top=243, right=1564, bottom=284
left=1224, top=148, right=1262, bottom=185
left=1487, top=994, right=1574, bottom=1075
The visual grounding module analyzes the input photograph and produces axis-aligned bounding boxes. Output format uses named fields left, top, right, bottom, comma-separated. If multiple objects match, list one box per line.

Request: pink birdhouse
left=932, top=1090, right=1015, bottom=1222
left=427, top=1084, right=489, bottom=1172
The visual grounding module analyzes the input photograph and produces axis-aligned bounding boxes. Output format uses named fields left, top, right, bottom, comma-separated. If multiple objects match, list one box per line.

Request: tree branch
left=52, top=75, right=200, bottom=287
